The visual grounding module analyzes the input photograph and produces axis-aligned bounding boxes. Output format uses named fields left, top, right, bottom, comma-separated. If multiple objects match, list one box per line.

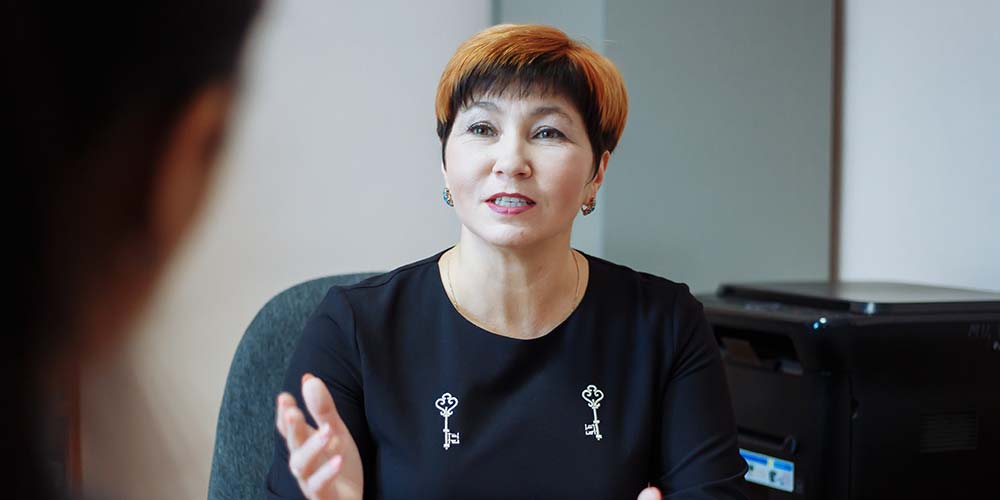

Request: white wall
left=840, top=0, right=1000, bottom=292
left=80, top=1, right=490, bottom=498
left=604, top=0, right=833, bottom=294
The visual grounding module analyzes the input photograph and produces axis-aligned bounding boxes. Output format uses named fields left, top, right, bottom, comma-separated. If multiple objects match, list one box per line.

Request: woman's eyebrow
left=463, top=102, right=573, bottom=122
left=469, top=101, right=500, bottom=112
left=530, top=106, right=572, bottom=121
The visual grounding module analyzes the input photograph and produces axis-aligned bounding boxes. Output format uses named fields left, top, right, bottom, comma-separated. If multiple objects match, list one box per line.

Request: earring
left=443, top=187, right=454, bottom=207
left=581, top=198, right=596, bottom=216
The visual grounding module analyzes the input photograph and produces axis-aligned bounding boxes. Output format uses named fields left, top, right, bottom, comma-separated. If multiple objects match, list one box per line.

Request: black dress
left=265, top=250, right=747, bottom=499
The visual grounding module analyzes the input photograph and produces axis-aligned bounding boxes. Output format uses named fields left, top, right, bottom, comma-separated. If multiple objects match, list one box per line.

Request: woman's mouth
left=486, top=193, right=536, bottom=215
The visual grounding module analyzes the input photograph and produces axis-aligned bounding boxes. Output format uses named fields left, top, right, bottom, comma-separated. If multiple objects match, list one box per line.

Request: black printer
left=700, top=282, right=1000, bottom=499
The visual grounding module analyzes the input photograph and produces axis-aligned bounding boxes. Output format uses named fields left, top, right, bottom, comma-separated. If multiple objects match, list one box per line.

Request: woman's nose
left=491, top=135, right=532, bottom=178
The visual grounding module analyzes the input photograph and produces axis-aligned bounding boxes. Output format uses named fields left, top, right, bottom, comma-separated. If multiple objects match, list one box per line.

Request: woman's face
left=443, top=92, right=607, bottom=250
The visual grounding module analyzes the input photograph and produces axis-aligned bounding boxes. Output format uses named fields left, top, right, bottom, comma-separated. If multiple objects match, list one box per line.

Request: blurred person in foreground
left=266, top=24, right=747, bottom=500
left=7, top=1, right=262, bottom=497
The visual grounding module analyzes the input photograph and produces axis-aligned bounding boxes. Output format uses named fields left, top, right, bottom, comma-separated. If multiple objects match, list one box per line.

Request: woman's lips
left=487, top=200, right=535, bottom=215
left=486, top=193, right=536, bottom=215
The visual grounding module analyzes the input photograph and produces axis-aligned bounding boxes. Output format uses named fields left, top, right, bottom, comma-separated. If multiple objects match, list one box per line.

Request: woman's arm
left=652, top=288, right=748, bottom=499
left=264, top=288, right=374, bottom=499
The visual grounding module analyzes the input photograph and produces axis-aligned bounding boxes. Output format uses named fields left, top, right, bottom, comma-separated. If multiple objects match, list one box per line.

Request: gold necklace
left=445, top=248, right=583, bottom=337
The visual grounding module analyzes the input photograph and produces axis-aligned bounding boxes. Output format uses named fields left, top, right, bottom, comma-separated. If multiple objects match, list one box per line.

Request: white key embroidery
left=582, top=384, right=604, bottom=441
left=435, top=392, right=460, bottom=450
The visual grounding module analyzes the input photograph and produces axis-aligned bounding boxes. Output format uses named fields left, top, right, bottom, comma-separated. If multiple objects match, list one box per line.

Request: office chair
left=208, top=272, right=379, bottom=500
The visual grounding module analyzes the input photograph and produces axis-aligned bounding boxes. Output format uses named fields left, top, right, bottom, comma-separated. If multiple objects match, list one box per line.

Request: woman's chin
left=463, top=224, right=563, bottom=251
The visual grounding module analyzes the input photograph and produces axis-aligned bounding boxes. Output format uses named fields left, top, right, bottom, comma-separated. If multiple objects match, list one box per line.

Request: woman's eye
left=468, top=123, right=495, bottom=136
left=534, top=127, right=565, bottom=139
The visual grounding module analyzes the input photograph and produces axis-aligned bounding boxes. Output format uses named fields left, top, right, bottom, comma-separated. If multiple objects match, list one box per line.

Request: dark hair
left=7, top=1, right=261, bottom=495
left=434, top=24, right=628, bottom=174
left=11, top=0, right=261, bottom=351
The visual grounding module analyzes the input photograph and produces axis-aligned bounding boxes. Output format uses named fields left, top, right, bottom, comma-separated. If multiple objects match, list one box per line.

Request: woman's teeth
left=494, top=196, right=531, bottom=207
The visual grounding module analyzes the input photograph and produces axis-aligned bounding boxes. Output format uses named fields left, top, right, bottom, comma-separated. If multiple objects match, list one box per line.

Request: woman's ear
left=148, top=82, right=235, bottom=259
left=587, top=151, right=611, bottom=199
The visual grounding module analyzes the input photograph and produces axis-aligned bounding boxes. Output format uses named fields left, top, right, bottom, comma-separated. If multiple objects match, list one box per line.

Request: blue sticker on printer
left=740, top=448, right=794, bottom=492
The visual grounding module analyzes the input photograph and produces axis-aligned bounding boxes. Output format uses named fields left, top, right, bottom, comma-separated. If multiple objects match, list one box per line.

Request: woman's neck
left=440, top=229, right=588, bottom=339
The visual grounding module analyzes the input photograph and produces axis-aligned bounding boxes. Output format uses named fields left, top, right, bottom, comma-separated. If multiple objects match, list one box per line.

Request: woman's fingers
left=275, top=392, right=297, bottom=438
left=288, top=423, right=333, bottom=480
left=636, top=487, right=662, bottom=500
left=284, top=405, right=312, bottom=449
left=275, top=377, right=354, bottom=499
left=305, top=455, right=344, bottom=497
left=302, top=374, right=345, bottom=434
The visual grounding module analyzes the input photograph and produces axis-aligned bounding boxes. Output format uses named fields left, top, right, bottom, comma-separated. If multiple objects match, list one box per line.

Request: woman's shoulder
left=315, top=249, right=447, bottom=316
left=583, top=254, right=709, bottom=347
left=585, top=252, right=693, bottom=296
left=584, top=252, right=701, bottom=311
left=342, top=250, right=444, bottom=291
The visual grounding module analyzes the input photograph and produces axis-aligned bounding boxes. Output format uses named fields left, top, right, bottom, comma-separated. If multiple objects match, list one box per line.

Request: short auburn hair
left=435, top=24, right=628, bottom=169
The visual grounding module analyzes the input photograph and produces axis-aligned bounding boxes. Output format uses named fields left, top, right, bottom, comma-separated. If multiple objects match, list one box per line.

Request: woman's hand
left=637, top=486, right=662, bottom=500
left=276, top=373, right=364, bottom=500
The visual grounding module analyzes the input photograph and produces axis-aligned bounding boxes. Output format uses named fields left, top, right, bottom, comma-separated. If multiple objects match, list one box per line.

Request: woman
left=9, top=1, right=260, bottom=497
left=267, top=24, right=747, bottom=500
